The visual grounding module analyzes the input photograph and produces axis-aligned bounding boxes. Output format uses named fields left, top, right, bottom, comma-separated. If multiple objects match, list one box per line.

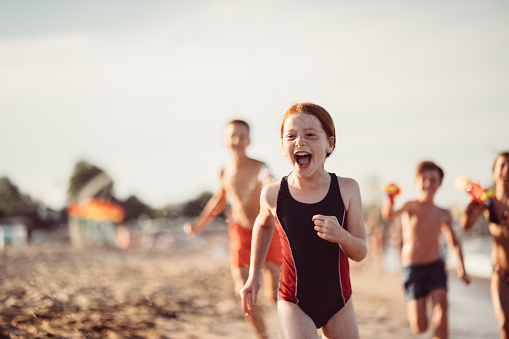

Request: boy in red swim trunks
left=382, top=161, right=470, bottom=339
left=184, top=119, right=281, bottom=339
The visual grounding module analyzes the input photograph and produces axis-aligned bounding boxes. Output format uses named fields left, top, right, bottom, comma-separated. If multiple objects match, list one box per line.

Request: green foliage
left=0, top=177, right=37, bottom=217
left=121, top=195, right=154, bottom=221
left=67, top=160, right=105, bottom=203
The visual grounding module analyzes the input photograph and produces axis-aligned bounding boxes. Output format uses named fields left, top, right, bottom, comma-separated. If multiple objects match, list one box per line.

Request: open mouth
left=295, top=152, right=312, bottom=167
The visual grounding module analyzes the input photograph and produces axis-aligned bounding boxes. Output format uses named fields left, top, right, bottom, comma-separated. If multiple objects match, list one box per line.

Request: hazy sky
left=1, top=0, right=508, bottom=211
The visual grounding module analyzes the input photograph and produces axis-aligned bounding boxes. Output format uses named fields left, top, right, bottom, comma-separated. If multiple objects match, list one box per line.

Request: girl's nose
left=296, top=135, right=306, bottom=147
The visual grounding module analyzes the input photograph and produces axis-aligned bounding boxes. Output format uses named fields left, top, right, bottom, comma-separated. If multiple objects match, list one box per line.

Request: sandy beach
left=0, top=225, right=500, bottom=338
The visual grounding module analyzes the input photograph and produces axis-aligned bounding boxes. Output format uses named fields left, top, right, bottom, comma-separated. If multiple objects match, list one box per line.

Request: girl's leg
left=278, top=300, right=317, bottom=339
left=322, top=298, right=359, bottom=339
left=491, top=273, right=509, bottom=339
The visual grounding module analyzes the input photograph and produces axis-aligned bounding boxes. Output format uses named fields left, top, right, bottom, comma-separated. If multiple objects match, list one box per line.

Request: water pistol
left=455, top=176, right=494, bottom=205
left=381, top=183, right=402, bottom=204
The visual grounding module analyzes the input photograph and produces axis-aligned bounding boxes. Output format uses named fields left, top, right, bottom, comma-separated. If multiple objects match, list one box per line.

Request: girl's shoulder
left=261, top=181, right=281, bottom=210
left=336, top=175, right=360, bottom=192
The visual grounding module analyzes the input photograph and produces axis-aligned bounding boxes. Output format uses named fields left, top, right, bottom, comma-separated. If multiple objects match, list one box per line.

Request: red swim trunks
left=228, top=222, right=281, bottom=268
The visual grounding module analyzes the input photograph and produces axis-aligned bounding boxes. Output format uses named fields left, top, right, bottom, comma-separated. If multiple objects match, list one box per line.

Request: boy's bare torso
left=221, top=158, right=265, bottom=230
left=400, top=201, right=450, bottom=266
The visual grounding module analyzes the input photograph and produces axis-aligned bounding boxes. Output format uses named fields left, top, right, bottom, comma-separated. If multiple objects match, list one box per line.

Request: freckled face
left=416, top=169, right=441, bottom=196
left=281, top=113, right=334, bottom=175
left=224, top=123, right=250, bottom=154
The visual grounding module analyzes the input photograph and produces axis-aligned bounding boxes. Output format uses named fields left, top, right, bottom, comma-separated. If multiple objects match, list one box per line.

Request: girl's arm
left=460, top=200, right=486, bottom=230
left=239, top=182, right=279, bottom=316
left=313, top=177, right=367, bottom=262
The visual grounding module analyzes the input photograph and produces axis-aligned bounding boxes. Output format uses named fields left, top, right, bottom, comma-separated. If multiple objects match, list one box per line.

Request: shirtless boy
left=461, top=152, right=509, bottom=338
left=382, top=161, right=470, bottom=339
left=184, top=120, right=281, bottom=339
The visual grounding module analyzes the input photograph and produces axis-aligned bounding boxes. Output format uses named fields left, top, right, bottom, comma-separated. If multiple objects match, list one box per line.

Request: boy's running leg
left=430, top=288, right=448, bottom=339
left=278, top=300, right=317, bottom=339
left=406, top=297, right=428, bottom=333
left=262, top=261, right=280, bottom=303
left=322, top=298, right=359, bottom=339
left=232, top=266, right=269, bottom=339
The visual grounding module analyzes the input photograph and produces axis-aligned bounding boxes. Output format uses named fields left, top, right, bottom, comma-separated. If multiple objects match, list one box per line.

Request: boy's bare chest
left=403, top=208, right=444, bottom=233
left=222, top=166, right=260, bottom=194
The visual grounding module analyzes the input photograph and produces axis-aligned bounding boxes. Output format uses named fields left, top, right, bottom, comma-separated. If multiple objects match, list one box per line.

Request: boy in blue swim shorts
left=382, top=161, right=470, bottom=339
left=403, top=259, right=448, bottom=301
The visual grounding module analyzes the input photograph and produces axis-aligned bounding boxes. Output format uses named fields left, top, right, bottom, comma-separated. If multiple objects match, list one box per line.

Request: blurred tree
left=0, top=177, right=65, bottom=237
left=67, top=160, right=112, bottom=203
left=121, top=195, right=154, bottom=221
left=154, top=205, right=181, bottom=219
left=0, top=177, right=37, bottom=217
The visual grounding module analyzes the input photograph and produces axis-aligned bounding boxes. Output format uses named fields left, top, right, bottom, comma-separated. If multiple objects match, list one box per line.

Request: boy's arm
left=184, top=188, right=227, bottom=236
left=240, top=183, right=278, bottom=316
left=184, top=170, right=228, bottom=236
left=460, top=201, right=487, bottom=230
left=381, top=198, right=407, bottom=222
left=258, top=163, right=276, bottom=186
left=442, top=211, right=471, bottom=284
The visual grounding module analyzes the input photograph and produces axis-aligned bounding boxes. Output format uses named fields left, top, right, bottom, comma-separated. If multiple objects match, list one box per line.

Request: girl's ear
left=327, top=136, right=335, bottom=154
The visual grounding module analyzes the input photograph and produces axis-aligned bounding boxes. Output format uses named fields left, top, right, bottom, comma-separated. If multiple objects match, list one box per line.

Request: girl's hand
left=312, top=214, right=347, bottom=244
left=239, top=277, right=261, bottom=316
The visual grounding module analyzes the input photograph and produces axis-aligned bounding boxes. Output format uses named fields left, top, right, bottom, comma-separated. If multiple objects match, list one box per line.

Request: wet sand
left=0, top=228, right=499, bottom=338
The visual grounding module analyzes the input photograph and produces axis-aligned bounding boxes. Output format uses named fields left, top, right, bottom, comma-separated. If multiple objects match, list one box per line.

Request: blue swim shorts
left=402, top=259, right=447, bottom=301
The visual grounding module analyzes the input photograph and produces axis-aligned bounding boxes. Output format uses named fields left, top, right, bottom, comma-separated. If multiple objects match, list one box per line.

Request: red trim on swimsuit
left=494, top=264, right=509, bottom=284
left=276, top=217, right=298, bottom=303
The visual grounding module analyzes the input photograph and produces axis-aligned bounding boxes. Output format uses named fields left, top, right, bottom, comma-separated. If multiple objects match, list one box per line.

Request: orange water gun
left=455, top=176, right=494, bottom=205
left=381, top=183, right=402, bottom=204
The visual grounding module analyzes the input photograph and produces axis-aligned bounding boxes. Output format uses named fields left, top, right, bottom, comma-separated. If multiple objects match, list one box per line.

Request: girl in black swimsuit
left=240, top=103, right=367, bottom=339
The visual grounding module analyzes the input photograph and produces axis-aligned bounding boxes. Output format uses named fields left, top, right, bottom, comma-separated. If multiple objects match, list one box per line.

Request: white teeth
left=295, top=152, right=310, bottom=156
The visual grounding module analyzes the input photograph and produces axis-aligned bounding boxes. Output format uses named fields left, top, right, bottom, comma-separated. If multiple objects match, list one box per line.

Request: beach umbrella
left=67, top=198, right=125, bottom=223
